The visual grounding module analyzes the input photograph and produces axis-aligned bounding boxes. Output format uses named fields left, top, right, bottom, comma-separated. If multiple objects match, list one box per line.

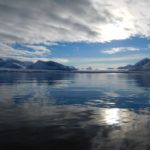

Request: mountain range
left=0, top=58, right=76, bottom=71
left=0, top=57, right=150, bottom=72
left=118, top=58, right=150, bottom=71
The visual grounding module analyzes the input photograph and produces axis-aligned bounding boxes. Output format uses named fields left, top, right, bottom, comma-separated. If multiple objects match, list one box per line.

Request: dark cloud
left=0, top=0, right=117, bottom=43
left=0, top=0, right=150, bottom=59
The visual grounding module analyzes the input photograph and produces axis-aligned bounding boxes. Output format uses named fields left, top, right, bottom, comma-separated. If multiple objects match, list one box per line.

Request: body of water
left=0, top=72, right=150, bottom=150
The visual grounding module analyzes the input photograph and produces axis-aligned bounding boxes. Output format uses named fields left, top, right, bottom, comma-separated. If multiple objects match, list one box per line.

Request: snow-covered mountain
left=0, top=58, right=27, bottom=69
left=118, top=58, right=150, bottom=71
left=0, top=58, right=76, bottom=71
left=118, top=64, right=133, bottom=70
left=28, top=60, right=76, bottom=71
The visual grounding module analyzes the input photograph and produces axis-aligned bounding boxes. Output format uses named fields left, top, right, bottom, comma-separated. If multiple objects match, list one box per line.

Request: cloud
left=0, top=42, right=52, bottom=59
left=1, top=0, right=149, bottom=43
left=0, top=42, right=31, bottom=58
left=0, top=0, right=150, bottom=59
left=102, top=47, right=140, bottom=54
left=0, top=42, right=68, bottom=63
left=49, top=58, right=69, bottom=63
left=22, top=44, right=51, bottom=55
left=15, top=56, right=69, bottom=63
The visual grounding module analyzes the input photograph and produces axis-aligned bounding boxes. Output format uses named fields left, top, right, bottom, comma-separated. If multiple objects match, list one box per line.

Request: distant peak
left=135, top=58, right=150, bottom=65
left=140, top=58, right=150, bottom=61
left=118, top=57, right=150, bottom=71
left=36, top=60, right=44, bottom=63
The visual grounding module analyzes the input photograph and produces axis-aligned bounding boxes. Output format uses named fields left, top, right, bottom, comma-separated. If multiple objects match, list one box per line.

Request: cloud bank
left=0, top=0, right=150, bottom=59
left=103, top=47, right=140, bottom=54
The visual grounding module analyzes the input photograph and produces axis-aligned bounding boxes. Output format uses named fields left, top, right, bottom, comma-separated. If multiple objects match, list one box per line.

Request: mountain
left=130, top=58, right=150, bottom=71
left=118, top=64, right=133, bottom=70
left=0, top=58, right=26, bottom=69
left=28, top=60, right=76, bottom=71
left=0, top=58, right=76, bottom=71
left=118, top=58, right=150, bottom=71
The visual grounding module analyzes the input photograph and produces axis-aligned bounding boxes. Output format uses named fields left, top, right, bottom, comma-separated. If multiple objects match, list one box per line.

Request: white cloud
left=0, top=42, right=52, bottom=60
left=0, top=42, right=31, bottom=57
left=0, top=0, right=150, bottom=59
left=48, top=58, right=69, bottom=63
left=15, top=57, right=69, bottom=64
left=102, top=47, right=140, bottom=54
left=24, top=44, right=51, bottom=55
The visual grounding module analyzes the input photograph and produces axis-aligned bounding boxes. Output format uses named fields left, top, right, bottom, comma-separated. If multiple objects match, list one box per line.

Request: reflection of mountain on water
left=1, top=72, right=150, bottom=109
left=127, top=73, right=150, bottom=88
left=0, top=72, right=150, bottom=88
left=0, top=72, right=75, bottom=85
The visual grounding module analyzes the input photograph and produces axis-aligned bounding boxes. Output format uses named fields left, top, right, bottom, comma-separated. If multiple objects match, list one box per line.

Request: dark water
left=0, top=72, right=150, bottom=150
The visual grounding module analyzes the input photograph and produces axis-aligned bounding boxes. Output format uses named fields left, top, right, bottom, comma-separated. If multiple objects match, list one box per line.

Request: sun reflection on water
left=103, top=108, right=120, bottom=125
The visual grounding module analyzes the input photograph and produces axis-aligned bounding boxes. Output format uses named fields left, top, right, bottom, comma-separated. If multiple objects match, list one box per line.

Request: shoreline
left=0, top=69, right=150, bottom=74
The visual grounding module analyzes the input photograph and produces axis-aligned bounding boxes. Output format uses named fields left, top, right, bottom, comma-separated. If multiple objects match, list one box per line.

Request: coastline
left=0, top=69, right=150, bottom=74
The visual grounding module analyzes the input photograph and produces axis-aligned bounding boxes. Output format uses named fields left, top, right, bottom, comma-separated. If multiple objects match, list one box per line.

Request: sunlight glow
left=101, top=23, right=130, bottom=41
left=103, top=108, right=120, bottom=125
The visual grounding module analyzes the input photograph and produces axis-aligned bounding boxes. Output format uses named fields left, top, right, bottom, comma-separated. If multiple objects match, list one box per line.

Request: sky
left=0, top=0, right=150, bottom=69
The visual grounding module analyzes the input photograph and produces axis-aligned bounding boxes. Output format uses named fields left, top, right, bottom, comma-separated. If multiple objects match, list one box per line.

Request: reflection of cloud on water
left=0, top=72, right=150, bottom=149
left=104, top=92, right=120, bottom=98
left=0, top=94, right=150, bottom=150
left=0, top=83, right=54, bottom=104
left=91, top=107, right=150, bottom=150
left=1, top=72, right=150, bottom=108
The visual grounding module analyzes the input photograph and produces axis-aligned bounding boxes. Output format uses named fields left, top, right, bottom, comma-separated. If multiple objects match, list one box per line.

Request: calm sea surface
left=0, top=72, right=150, bottom=150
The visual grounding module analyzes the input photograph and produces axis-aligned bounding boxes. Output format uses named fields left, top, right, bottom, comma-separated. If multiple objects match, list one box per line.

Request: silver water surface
left=0, top=72, right=150, bottom=150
